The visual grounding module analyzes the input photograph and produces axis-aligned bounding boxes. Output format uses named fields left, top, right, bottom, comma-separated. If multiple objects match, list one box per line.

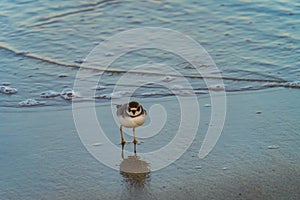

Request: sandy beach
left=1, top=88, right=299, bottom=199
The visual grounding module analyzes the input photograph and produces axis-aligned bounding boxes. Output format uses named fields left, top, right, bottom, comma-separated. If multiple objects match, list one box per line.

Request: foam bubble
left=0, top=86, right=17, bottom=94
left=18, top=99, right=45, bottom=107
left=60, top=88, right=79, bottom=100
left=40, top=90, right=60, bottom=98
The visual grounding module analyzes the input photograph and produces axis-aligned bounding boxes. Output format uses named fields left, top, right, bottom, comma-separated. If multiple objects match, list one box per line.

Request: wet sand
left=1, top=88, right=299, bottom=199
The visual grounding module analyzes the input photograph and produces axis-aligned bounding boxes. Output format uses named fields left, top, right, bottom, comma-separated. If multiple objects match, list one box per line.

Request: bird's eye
left=137, top=107, right=141, bottom=112
left=128, top=108, right=131, bottom=112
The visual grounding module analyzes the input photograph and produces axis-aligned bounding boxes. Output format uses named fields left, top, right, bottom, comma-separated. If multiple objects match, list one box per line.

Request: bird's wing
left=116, top=104, right=127, bottom=116
left=113, top=103, right=122, bottom=109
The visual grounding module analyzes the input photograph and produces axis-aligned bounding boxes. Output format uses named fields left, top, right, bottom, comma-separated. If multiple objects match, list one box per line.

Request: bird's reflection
left=120, top=143, right=150, bottom=190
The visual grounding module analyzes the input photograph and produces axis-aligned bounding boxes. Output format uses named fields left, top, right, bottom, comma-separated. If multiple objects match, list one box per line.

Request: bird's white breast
left=118, top=113, right=146, bottom=128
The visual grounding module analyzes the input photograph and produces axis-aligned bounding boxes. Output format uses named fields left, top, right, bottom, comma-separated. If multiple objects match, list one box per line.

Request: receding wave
left=0, top=42, right=288, bottom=84
left=1, top=42, right=299, bottom=109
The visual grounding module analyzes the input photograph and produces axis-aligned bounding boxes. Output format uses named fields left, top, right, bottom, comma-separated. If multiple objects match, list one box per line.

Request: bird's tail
left=113, top=103, right=122, bottom=108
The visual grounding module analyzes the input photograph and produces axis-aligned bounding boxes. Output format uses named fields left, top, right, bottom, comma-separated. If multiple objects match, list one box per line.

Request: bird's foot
left=133, top=140, right=144, bottom=145
left=120, top=140, right=126, bottom=145
left=120, top=140, right=144, bottom=145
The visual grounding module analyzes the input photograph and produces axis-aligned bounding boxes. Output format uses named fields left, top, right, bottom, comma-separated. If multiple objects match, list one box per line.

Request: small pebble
left=222, top=167, right=228, bottom=170
left=195, top=165, right=202, bottom=169
left=256, top=111, right=262, bottom=114
left=204, top=104, right=211, bottom=107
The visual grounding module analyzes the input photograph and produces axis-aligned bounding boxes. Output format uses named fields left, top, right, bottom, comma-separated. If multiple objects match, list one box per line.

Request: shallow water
left=1, top=0, right=300, bottom=199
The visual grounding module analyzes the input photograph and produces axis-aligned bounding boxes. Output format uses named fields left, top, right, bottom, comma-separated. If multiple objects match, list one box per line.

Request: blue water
left=0, top=0, right=300, bottom=199
left=0, top=0, right=299, bottom=108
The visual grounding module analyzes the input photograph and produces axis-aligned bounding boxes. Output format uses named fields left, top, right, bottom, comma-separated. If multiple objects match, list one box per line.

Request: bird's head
left=126, top=101, right=143, bottom=117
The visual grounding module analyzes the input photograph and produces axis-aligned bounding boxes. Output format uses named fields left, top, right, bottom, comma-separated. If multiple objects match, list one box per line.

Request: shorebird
left=116, top=101, right=147, bottom=145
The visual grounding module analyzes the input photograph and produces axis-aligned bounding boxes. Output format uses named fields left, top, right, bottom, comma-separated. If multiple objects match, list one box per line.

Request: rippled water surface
left=0, top=0, right=299, bottom=108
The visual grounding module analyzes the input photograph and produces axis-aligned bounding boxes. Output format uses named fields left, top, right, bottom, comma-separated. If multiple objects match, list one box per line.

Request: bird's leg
left=121, top=142, right=125, bottom=159
left=133, top=127, right=137, bottom=145
left=134, top=142, right=137, bottom=154
left=120, top=125, right=126, bottom=145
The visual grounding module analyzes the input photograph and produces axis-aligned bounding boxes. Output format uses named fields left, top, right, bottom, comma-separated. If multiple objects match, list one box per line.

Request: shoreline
left=1, top=88, right=299, bottom=199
